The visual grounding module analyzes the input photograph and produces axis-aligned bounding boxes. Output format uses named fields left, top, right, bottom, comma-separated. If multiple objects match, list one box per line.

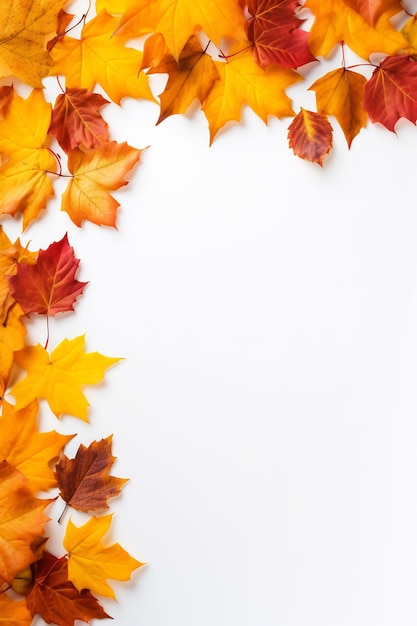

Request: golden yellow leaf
left=310, top=67, right=368, bottom=147
left=50, top=10, right=156, bottom=105
left=0, top=0, right=67, bottom=86
left=305, top=0, right=411, bottom=59
left=61, top=141, right=143, bottom=227
left=64, top=514, right=144, bottom=599
left=117, top=0, right=247, bottom=60
left=0, top=400, right=74, bottom=492
left=9, top=335, right=121, bottom=421
left=201, top=43, right=301, bottom=143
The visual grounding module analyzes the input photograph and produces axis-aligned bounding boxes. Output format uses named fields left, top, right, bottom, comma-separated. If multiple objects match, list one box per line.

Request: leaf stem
left=58, top=502, right=69, bottom=524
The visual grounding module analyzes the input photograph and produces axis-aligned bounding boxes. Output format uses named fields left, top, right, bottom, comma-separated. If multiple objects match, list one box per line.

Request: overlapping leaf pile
left=0, top=232, right=143, bottom=624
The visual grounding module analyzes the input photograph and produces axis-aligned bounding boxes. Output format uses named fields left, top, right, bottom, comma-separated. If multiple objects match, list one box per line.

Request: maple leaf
left=310, top=67, right=368, bottom=146
left=0, top=88, right=56, bottom=229
left=0, top=303, right=26, bottom=398
left=9, top=335, right=121, bottom=421
left=117, top=0, right=247, bottom=60
left=0, top=461, right=51, bottom=584
left=0, top=400, right=74, bottom=493
left=147, top=35, right=220, bottom=124
left=61, top=141, right=143, bottom=227
left=0, top=0, right=67, bottom=86
left=26, top=551, right=110, bottom=626
left=305, top=0, right=411, bottom=60
left=201, top=43, right=301, bottom=143
left=55, top=435, right=127, bottom=515
left=363, top=55, right=417, bottom=131
left=246, top=0, right=316, bottom=69
left=50, top=10, right=156, bottom=105
left=0, top=593, right=32, bottom=625
left=8, top=233, right=87, bottom=318
left=49, top=88, right=110, bottom=153
left=0, top=85, right=13, bottom=119
left=64, top=514, right=144, bottom=599
left=288, top=108, right=333, bottom=165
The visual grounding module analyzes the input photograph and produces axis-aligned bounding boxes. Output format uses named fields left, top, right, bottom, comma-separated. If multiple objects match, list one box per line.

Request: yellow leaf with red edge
left=0, top=88, right=56, bottom=229
left=305, top=0, right=411, bottom=59
left=0, top=400, right=74, bottom=493
left=117, top=0, right=247, bottom=60
left=50, top=10, right=156, bottom=105
left=310, top=67, right=368, bottom=147
left=288, top=108, right=333, bottom=165
left=64, top=514, right=144, bottom=599
left=61, top=141, right=143, bottom=227
left=0, top=593, right=32, bottom=625
left=0, top=0, right=67, bottom=86
left=147, top=35, right=220, bottom=124
left=0, top=461, right=52, bottom=584
left=9, top=335, right=121, bottom=421
left=201, top=43, right=301, bottom=144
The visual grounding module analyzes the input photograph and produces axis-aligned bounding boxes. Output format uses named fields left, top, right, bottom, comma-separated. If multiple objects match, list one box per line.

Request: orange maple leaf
left=50, top=10, right=156, bottom=105
left=55, top=435, right=128, bottom=515
left=0, top=303, right=26, bottom=398
left=0, top=0, right=67, bottom=86
left=0, top=593, right=32, bottom=625
left=310, top=67, right=368, bottom=147
left=147, top=35, right=220, bottom=124
left=0, top=461, right=52, bottom=584
left=61, top=141, right=143, bottom=227
left=0, top=400, right=74, bottom=493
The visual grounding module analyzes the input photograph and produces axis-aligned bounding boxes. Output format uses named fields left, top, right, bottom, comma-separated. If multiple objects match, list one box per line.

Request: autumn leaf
left=64, top=515, right=144, bottom=599
left=49, top=88, right=110, bottom=153
left=55, top=435, right=127, bottom=514
left=0, top=85, right=13, bottom=119
left=26, top=551, right=110, bottom=626
left=201, top=43, right=301, bottom=143
left=305, top=0, right=410, bottom=60
left=363, top=55, right=417, bottom=131
left=9, top=335, right=121, bottom=421
left=0, top=0, right=67, bottom=86
left=288, top=108, right=333, bottom=165
left=147, top=35, right=220, bottom=124
left=50, top=9, right=156, bottom=105
left=116, top=0, right=247, bottom=60
left=0, top=88, right=56, bottom=228
left=0, top=303, right=26, bottom=398
left=310, top=67, right=368, bottom=146
left=0, top=593, right=32, bottom=625
left=8, top=233, right=87, bottom=318
left=0, top=400, right=74, bottom=493
left=0, top=461, right=52, bottom=584
left=246, top=0, right=316, bottom=69
left=61, top=141, right=143, bottom=227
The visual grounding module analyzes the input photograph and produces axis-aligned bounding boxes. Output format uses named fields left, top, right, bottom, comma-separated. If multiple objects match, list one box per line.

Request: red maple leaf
left=8, top=233, right=87, bottom=317
left=364, top=55, right=417, bottom=131
left=49, top=88, right=110, bottom=153
left=26, top=551, right=110, bottom=626
left=246, top=0, right=316, bottom=68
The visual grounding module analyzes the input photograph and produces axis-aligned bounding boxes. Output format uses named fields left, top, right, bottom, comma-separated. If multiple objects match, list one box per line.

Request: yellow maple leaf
left=305, top=0, right=412, bottom=59
left=0, top=0, right=67, bottom=86
left=0, top=88, right=56, bottom=229
left=95, top=0, right=130, bottom=13
left=0, top=593, right=32, bottom=625
left=9, top=335, right=121, bottom=421
left=0, top=400, right=74, bottom=492
left=309, top=67, right=368, bottom=147
left=117, top=0, right=247, bottom=60
left=50, top=10, right=156, bottom=105
left=64, top=514, right=144, bottom=599
left=0, top=461, right=51, bottom=584
left=201, top=43, right=301, bottom=144
left=61, top=141, right=143, bottom=227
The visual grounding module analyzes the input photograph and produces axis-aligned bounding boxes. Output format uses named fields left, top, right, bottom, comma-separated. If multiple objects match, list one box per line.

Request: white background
left=6, top=16, right=417, bottom=625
